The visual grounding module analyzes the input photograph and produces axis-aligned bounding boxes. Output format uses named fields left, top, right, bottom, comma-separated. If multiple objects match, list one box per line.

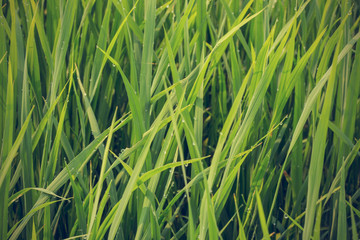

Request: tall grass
left=1, top=0, right=360, bottom=239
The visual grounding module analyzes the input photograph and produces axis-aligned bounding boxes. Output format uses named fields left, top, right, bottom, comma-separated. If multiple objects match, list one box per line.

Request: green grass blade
left=303, top=38, right=341, bottom=240
left=255, top=188, right=270, bottom=240
left=0, top=106, right=34, bottom=188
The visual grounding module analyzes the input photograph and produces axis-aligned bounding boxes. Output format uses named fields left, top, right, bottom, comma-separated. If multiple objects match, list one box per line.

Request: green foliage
left=0, top=0, right=359, bottom=239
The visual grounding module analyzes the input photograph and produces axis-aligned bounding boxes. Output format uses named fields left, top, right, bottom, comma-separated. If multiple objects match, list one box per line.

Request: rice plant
left=0, top=0, right=359, bottom=239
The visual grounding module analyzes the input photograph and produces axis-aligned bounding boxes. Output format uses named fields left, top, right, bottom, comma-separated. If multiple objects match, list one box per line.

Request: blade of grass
left=303, top=38, right=341, bottom=240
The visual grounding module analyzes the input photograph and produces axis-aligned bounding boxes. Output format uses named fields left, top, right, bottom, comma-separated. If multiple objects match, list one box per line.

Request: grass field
left=1, top=0, right=360, bottom=239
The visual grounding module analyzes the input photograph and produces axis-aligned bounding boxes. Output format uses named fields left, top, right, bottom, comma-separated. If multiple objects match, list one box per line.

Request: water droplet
left=112, top=63, right=115, bottom=67
left=164, top=151, right=166, bottom=155
left=284, top=214, right=288, bottom=219
left=192, top=142, right=195, bottom=146
left=219, top=132, right=223, bottom=135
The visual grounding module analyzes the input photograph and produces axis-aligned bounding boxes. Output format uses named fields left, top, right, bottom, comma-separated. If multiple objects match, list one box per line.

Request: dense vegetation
left=0, top=0, right=360, bottom=239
